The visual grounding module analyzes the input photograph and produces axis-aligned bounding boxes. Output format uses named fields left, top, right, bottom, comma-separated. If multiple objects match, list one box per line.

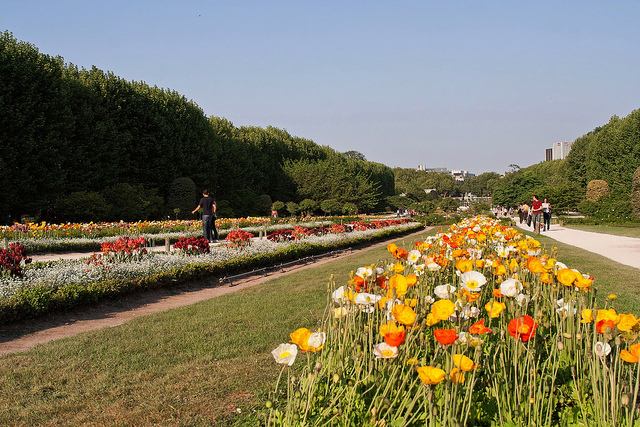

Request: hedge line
left=0, top=224, right=424, bottom=323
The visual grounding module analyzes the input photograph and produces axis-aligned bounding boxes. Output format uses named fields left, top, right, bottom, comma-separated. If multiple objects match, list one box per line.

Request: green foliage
left=462, top=172, right=501, bottom=196
left=215, top=200, right=235, bottom=218
left=633, top=167, right=640, bottom=218
left=102, top=183, right=163, bottom=221
left=586, top=180, right=610, bottom=202
left=272, top=201, right=285, bottom=212
left=492, top=160, right=582, bottom=212
left=393, top=169, right=457, bottom=202
left=284, top=155, right=383, bottom=212
left=577, top=195, right=634, bottom=222
left=54, top=191, right=111, bottom=222
left=438, top=198, right=460, bottom=212
left=298, top=199, right=318, bottom=215
left=166, top=177, right=196, bottom=218
left=0, top=32, right=394, bottom=222
left=320, top=199, right=342, bottom=215
left=342, top=202, right=358, bottom=215
left=254, top=194, right=273, bottom=215
left=286, top=202, right=299, bottom=216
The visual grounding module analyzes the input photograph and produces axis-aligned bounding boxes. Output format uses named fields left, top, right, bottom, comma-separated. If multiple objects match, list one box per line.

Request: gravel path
left=515, top=220, right=640, bottom=269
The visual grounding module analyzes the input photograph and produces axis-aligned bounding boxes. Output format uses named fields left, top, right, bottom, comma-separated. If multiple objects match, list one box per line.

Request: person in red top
left=530, top=195, right=543, bottom=234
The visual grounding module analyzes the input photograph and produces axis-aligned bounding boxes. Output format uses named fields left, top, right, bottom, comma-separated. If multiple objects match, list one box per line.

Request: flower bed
left=0, top=222, right=422, bottom=323
left=11, top=221, right=335, bottom=254
left=266, top=216, right=640, bottom=426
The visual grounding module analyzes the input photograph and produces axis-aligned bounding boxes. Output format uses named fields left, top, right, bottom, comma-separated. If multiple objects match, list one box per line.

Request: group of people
left=192, top=189, right=219, bottom=242
left=518, top=195, right=552, bottom=233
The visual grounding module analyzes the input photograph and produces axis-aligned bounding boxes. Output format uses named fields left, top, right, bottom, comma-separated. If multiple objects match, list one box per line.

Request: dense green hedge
left=0, top=224, right=423, bottom=323
left=0, top=32, right=394, bottom=222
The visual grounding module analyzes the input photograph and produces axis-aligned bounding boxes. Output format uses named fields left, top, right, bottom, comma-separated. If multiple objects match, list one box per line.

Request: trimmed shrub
left=167, top=177, right=196, bottom=218
left=102, top=183, right=164, bottom=221
left=299, top=199, right=317, bottom=215
left=272, top=201, right=285, bottom=213
left=320, top=199, right=342, bottom=215
left=54, top=191, right=112, bottom=222
left=632, top=167, right=640, bottom=218
left=286, top=202, right=299, bottom=216
left=342, top=202, right=358, bottom=215
left=586, top=179, right=610, bottom=202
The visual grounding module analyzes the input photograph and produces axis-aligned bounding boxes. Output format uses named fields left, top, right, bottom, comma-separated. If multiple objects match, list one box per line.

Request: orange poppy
left=468, top=319, right=492, bottom=335
left=596, top=319, right=616, bottom=334
left=384, top=330, right=406, bottom=347
left=434, top=329, right=458, bottom=346
left=507, top=315, right=537, bottom=342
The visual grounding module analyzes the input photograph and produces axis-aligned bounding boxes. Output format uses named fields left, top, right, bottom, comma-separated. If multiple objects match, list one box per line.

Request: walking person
left=192, top=189, right=218, bottom=242
left=542, top=198, right=552, bottom=231
left=522, top=202, right=530, bottom=226
left=530, top=195, right=543, bottom=234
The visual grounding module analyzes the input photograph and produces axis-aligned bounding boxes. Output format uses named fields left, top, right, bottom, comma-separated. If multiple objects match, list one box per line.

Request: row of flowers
left=0, top=222, right=422, bottom=322
left=266, top=216, right=640, bottom=426
left=0, top=215, right=371, bottom=241
left=11, top=221, right=335, bottom=254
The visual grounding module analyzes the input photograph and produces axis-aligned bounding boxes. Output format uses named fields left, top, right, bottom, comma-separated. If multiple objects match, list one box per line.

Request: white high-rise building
left=549, top=141, right=574, bottom=160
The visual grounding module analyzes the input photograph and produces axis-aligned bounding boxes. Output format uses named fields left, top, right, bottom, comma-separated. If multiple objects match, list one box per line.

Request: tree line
left=0, top=32, right=394, bottom=222
left=492, top=109, right=640, bottom=220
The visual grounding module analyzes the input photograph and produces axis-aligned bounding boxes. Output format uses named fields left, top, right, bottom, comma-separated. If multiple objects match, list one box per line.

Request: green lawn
left=1, top=228, right=639, bottom=426
left=531, top=232, right=640, bottom=312
left=0, top=231, right=433, bottom=426
left=563, top=223, right=640, bottom=238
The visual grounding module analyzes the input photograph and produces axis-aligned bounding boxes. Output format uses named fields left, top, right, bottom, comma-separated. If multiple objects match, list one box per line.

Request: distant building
left=416, top=166, right=474, bottom=181
left=545, top=148, right=553, bottom=162
left=545, top=141, right=573, bottom=161
left=425, top=167, right=450, bottom=173
left=451, top=170, right=474, bottom=182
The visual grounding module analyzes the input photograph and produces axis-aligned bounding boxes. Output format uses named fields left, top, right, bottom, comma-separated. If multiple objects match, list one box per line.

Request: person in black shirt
left=191, top=189, right=218, bottom=242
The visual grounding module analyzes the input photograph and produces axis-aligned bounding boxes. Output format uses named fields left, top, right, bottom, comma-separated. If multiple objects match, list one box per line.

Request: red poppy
left=468, top=319, right=492, bottom=335
left=352, top=275, right=366, bottom=292
left=596, top=319, right=616, bottom=334
left=507, top=315, right=537, bottom=342
left=384, top=330, right=406, bottom=347
left=377, top=275, right=388, bottom=289
left=434, top=329, right=458, bottom=346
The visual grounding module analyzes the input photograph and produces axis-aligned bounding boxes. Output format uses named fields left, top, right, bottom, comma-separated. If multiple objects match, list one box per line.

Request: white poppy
left=460, top=271, right=487, bottom=293
left=500, top=278, right=523, bottom=298
left=307, top=332, right=326, bottom=351
left=373, top=342, right=398, bottom=359
left=407, top=249, right=422, bottom=265
left=427, top=262, right=441, bottom=272
left=332, top=286, right=347, bottom=304
left=515, top=293, right=529, bottom=307
left=271, top=343, right=298, bottom=366
left=356, top=266, right=373, bottom=279
left=594, top=341, right=612, bottom=358
left=434, top=284, right=456, bottom=299
left=424, top=295, right=435, bottom=304
left=355, top=292, right=381, bottom=306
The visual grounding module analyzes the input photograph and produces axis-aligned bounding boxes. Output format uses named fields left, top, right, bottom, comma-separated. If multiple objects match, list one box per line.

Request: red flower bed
left=100, top=237, right=147, bottom=261
left=328, top=223, right=347, bottom=234
left=0, top=243, right=31, bottom=277
left=174, top=236, right=211, bottom=255
left=267, top=229, right=294, bottom=242
left=226, top=229, right=254, bottom=248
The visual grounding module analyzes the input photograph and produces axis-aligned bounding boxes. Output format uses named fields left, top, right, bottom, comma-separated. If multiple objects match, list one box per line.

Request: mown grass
left=1, top=227, right=639, bottom=426
left=0, top=231, right=433, bottom=426
left=530, top=232, right=640, bottom=312
left=563, top=223, right=640, bottom=238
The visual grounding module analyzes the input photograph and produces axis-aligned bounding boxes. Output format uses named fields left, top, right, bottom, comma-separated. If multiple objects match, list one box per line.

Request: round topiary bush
left=632, top=167, right=640, bottom=218
left=586, top=179, right=610, bottom=202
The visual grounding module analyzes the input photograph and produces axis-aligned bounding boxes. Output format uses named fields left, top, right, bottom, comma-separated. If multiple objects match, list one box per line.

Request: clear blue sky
left=2, top=1, right=639, bottom=173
